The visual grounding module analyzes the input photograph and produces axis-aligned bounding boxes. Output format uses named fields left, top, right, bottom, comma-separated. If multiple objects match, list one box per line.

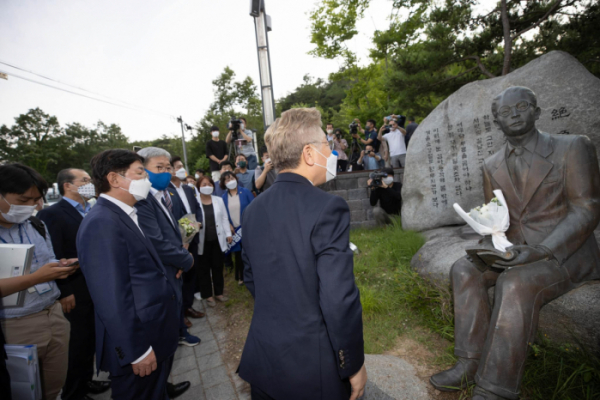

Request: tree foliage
left=306, top=0, right=600, bottom=123
left=193, top=67, right=265, bottom=159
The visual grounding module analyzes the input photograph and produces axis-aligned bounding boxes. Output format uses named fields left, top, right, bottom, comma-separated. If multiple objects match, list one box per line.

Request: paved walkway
left=90, top=297, right=250, bottom=400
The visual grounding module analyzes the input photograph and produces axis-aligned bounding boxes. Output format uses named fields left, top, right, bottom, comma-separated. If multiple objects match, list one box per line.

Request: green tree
left=308, top=0, right=599, bottom=120
left=193, top=67, right=265, bottom=164
left=0, top=108, right=64, bottom=182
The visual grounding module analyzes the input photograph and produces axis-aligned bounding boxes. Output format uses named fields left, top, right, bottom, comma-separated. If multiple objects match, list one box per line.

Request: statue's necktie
left=511, top=147, right=527, bottom=199
left=163, top=190, right=173, bottom=212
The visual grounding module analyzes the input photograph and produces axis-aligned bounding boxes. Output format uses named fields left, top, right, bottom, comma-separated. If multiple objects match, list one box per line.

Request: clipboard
left=0, top=244, right=34, bottom=308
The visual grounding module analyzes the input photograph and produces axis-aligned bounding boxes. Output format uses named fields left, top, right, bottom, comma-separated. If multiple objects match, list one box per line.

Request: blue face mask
left=146, top=169, right=172, bottom=190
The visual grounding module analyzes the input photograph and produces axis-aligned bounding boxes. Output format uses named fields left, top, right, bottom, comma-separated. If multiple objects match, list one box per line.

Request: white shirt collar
left=99, top=194, right=136, bottom=217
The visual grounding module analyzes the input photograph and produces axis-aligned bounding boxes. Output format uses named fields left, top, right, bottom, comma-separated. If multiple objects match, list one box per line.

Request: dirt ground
left=385, top=331, right=464, bottom=400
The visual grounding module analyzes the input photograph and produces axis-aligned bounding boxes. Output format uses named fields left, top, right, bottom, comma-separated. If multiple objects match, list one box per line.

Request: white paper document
left=5, top=344, right=42, bottom=400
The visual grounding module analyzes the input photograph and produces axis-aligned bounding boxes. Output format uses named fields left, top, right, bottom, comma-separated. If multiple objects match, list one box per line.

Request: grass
left=350, top=216, right=600, bottom=400
left=222, top=217, right=600, bottom=399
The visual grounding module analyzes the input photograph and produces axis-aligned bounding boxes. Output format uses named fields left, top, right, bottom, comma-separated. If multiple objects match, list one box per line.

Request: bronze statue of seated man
left=429, top=86, right=600, bottom=400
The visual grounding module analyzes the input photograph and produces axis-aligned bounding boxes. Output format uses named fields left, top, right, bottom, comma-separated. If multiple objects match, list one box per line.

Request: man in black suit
left=78, top=150, right=180, bottom=400
left=37, top=168, right=110, bottom=400
left=238, top=108, right=367, bottom=400
left=134, top=148, right=198, bottom=399
left=169, top=156, right=205, bottom=325
left=404, top=117, right=418, bottom=148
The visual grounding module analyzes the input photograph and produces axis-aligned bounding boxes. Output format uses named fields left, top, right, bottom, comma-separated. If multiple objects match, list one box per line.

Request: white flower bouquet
left=453, top=190, right=513, bottom=252
left=178, top=214, right=201, bottom=245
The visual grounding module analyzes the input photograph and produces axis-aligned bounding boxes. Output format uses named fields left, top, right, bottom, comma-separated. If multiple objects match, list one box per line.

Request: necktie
left=510, top=147, right=527, bottom=199
left=163, top=190, right=173, bottom=212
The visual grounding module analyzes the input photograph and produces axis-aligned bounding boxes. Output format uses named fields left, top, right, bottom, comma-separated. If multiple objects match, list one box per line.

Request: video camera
left=368, top=171, right=388, bottom=189
left=229, top=117, right=242, bottom=140
left=349, top=121, right=359, bottom=135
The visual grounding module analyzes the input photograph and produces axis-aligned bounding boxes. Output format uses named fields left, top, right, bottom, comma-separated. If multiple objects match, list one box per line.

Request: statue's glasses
left=498, top=101, right=533, bottom=117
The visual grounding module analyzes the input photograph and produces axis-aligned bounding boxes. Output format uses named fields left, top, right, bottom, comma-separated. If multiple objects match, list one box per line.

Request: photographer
left=368, top=168, right=402, bottom=226
left=255, top=146, right=277, bottom=192
left=358, top=144, right=384, bottom=170
left=332, top=128, right=349, bottom=172
left=226, top=117, right=258, bottom=170
left=355, top=119, right=380, bottom=152
left=378, top=117, right=407, bottom=168
left=349, top=142, right=364, bottom=171
left=325, top=123, right=335, bottom=148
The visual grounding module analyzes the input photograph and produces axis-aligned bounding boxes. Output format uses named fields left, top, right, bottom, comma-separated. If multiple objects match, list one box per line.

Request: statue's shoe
left=472, top=386, right=509, bottom=400
left=429, top=358, right=479, bottom=392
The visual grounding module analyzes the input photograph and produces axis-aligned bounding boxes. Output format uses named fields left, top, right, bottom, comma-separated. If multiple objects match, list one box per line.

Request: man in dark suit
left=430, top=87, right=600, bottom=400
left=238, top=108, right=367, bottom=400
left=77, top=150, right=179, bottom=400
left=37, top=168, right=110, bottom=400
left=169, top=156, right=204, bottom=323
left=404, top=117, right=418, bottom=148
left=133, top=148, right=200, bottom=398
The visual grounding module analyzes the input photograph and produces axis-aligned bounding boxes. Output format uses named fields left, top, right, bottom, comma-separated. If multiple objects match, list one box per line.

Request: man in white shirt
left=378, top=117, right=407, bottom=168
left=77, top=149, right=180, bottom=400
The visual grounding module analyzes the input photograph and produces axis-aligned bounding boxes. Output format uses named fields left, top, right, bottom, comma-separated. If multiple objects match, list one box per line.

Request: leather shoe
left=87, top=380, right=111, bottom=394
left=472, top=386, right=508, bottom=399
left=430, top=357, right=479, bottom=392
left=185, top=307, right=205, bottom=319
left=184, top=317, right=192, bottom=328
left=167, top=381, right=191, bottom=398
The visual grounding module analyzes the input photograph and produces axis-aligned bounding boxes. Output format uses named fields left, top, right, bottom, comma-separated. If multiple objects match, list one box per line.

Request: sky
left=0, top=0, right=394, bottom=142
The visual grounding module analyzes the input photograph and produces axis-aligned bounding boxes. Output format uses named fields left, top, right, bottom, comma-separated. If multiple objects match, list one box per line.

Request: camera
left=229, top=117, right=242, bottom=140
left=349, top=121, right=359, bottom=135
left=368, top=171, right=388, bottom=189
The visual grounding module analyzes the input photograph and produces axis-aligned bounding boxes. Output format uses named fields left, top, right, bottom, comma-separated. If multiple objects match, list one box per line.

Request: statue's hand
left=493, top=245, right=549, bottom=267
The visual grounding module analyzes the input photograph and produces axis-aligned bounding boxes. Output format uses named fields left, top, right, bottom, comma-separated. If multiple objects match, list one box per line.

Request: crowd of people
left=0, top=110, right=410, bottom=400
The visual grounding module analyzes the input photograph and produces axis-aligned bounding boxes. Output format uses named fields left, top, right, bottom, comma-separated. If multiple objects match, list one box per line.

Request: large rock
left=402, top=51, right=600, bottom=232
left=411, top=226, right=600, bottom=353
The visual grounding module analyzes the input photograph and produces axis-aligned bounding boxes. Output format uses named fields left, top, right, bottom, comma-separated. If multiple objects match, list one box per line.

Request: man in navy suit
left=77, top=149, right=179, bottom=400
left=169, top=156, right=205, bottom=323
left=38, top=168, right=110, bottom=400
left=133, top=148, right=200, bottom=398
left=239, top=108, right=367, bottom=400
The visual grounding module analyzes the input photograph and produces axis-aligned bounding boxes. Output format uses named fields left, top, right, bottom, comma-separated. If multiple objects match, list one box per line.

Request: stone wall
left=319, top=169, right=404, bottom=230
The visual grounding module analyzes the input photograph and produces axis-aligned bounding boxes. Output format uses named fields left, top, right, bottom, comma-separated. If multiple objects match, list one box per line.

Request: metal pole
left=251, top=1, right=276, bottom=131
left=177, top=116, right=189, bottom=172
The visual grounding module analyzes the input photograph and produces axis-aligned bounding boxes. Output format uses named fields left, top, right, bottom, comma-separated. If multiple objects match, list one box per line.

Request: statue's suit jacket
left=483, top=131, right=600, bottom=283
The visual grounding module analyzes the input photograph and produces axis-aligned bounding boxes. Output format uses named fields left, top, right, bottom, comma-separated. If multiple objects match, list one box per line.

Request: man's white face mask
left=311, top=145, right=338, bottom=183
left=175, top=168, right=187, bottom=180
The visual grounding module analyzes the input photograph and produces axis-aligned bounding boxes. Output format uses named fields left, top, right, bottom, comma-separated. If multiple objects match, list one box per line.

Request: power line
left=0, top=59, right=176, bottom=119
left=1, top=70, right=175, bottom=119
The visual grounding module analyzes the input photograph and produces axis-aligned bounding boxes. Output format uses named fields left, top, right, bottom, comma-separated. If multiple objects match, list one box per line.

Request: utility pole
left=250, top=0, right=276, bottom=131
left=176, top=116, right=189, bottom=172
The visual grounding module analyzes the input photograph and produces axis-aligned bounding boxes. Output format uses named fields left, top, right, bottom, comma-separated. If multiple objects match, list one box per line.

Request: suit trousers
left=233, top=250, right=244, bottom=282
left=451, top=257, right=574, bottom=399
left=197, top=240, right=225, bottom=298
left=61, top=298, right=95, bottom=400
left=1, top=302, right=70, bottom=400
left=109, top=355, right=173, bottom=400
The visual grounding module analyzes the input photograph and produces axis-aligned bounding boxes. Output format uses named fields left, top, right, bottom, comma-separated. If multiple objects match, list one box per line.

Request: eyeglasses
left=498, top=101, right=532, bottom=117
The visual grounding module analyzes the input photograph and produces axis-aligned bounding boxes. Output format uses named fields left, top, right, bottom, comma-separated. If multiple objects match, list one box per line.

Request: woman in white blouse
left=194, top=176, right=233, bottom=307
